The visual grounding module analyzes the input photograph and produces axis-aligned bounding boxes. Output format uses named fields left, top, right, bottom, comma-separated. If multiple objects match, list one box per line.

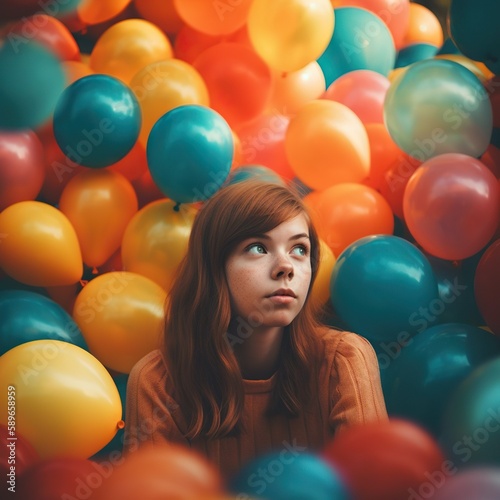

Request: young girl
left=124, top=179, right=387, bottom=479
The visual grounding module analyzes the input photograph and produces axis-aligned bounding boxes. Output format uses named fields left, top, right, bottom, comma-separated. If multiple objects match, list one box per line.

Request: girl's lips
left=267, top=295, right=295, bottom=304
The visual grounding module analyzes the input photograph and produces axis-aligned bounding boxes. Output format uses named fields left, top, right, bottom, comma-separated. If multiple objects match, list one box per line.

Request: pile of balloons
left=1, top=0, right=500, bottom=498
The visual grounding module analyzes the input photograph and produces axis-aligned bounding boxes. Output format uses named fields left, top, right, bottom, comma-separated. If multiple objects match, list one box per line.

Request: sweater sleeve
left=328, top=331, right=388, bottom=435
left=123, top=350, right=189, bottom=455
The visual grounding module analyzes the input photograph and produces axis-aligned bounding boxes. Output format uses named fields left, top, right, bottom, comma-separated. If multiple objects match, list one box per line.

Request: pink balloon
left=403, top=154, right=500, bottom=260
left=323, top=70, right=390, bottom=124
left=0, top=131, right=45, bottom=211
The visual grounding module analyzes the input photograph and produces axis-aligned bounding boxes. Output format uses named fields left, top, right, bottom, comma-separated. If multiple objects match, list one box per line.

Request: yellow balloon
left=59, top=169, right=138, bottom=269
left=0, top=340, right=122, bottom=459
left=310, top=239, right=336, bottom=307
left=121, top=200, right=197, bottom=291
left=90, top=19, right=173, bottom=84
left=248, top=0, right=335, bottom=73
left=0, top=201, right=83, bottom=287
left=435, top=54, right=494, bottom=82
left=129, top=59, right=209, bottom=147
left=73, top=272, right=167, bottom=373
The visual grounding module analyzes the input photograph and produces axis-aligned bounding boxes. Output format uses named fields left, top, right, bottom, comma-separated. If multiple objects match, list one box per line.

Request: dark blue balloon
left=395, top=43, right=439, bottom=68
left=230, top=452, right=348, bottom=500
left=147, top=105, right=233, bottom=203
left=0, top=290, right=88, bottom=355
left=53, top=74, right=141, bottom=168
left=226, top=165, right=285, bottom=186
left=317, top=7, right=396, bottom=87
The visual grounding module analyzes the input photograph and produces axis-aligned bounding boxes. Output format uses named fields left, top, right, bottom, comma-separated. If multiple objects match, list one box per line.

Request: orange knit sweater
left=123, top=327, right=388, bottom=479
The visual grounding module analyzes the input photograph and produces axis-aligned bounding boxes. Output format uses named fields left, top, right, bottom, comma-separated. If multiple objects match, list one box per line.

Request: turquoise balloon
left=330, top=235, right=438, bottom=343
left=0, top=40, right=65, bottom=130
left=381, top=323, right=500, bottom=438
left=227, top=165, right=285, bottom=186
left=53, top=74, right=141, bottom=168
left=0, top=290, right=88, bottom=355
left=395, top=43, right=439, bottom=68
left=441, top=356, right=500, bottom=468
left=147, top=105, right=233, bottom=203
left=317, top=7, right=396, bottom=87
left=384, top=59, right=492, bottom=161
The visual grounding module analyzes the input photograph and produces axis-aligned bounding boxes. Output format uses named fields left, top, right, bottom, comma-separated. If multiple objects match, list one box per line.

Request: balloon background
left=1, top=0, right=500, bottom=497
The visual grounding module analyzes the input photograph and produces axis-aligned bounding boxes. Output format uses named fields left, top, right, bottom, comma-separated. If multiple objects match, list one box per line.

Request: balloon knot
left=92, top=267, right=99, bottom=275
left=79, top=280, right=88, bottom=287
left=117, top=420, right=125, bottom=430
left=173, top=202, right=181, bottom=212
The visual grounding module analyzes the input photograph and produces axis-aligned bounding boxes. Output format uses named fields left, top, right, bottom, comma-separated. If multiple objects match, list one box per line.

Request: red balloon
left=474, top=239, right=500, bottom=335
left=0, top=425, right=39, bottom=479
left=174, top=24, right=224, bottom=64
left=0, top=130, right=45, bottom=211
left=130, top=169, right=166, bottom=209
left=323, top=419, right=445, bottom=500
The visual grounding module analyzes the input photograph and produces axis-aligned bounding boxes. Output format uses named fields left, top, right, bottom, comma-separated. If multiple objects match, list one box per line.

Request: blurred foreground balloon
left=0, top=425, right=39, bottom=478
left=0, top=340, right=122, bottom=459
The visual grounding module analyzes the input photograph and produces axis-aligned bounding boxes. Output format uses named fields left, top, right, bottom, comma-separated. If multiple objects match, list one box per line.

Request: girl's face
left=225, top=214, right=312, bottom=329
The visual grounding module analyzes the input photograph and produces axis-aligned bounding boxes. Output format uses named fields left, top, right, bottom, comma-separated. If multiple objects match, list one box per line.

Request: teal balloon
left=147, top=105, right=233, bottom=203
left=449, top=0, right=500, bottom=75
left=436, top=38, right=461, bottom=56
left=230, top=452, right=348, bottom=500
left=0, top=290, right=88, bottom=355
left=227, top=165, right=285, bottom=186
left=53, top=74, right=141, bottom=168
left=441, top=356, right=500, bottom=468
left=317, top=7, right=396, bottom=87
left=395, top=43, right=439, bottom=68
left=381, top=323, right=500, bottom=438
left=0, top=40, right=65, bottom=130
left=384, top=59, right=492, bottom=161
left=330, top=235, right=438, bottom=343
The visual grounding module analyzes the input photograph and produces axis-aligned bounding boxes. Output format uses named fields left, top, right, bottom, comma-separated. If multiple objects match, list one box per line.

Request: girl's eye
left=247, top=243, right=266, bottom=254
left=291, top=245, right=308, bottom=256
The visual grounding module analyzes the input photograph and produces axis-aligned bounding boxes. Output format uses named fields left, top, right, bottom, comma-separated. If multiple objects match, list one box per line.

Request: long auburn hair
left=163, top=180, right=322, bottom=439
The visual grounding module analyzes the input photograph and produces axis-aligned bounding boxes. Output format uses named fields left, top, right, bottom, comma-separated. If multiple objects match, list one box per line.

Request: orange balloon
left=59, top=170, right=138, bottom=268
left=174, top=24, right=224, bottom=64
left=121, top=199, right=197, bottom=291
left=134, top=0, right=183, bottom=36
left=62, top=60, right=94, bottom=86
left=311, top=183, right=394, bottom=256
left=90, top=19, right=173, bottom=83
left=173, top=0, right=253, bottom=36
left=73, top=272, right=166, bottom=373
left=285, top=100, right=370, bottom=191
left=78, top=0, right=132, bottom=25
left=129, top=58, right=209, bottom=147
left=107, top=140, right=148, bottom=181
left=0, top=201, right=83, bottom=287
left=310, top=239, right=336, bottom=307
left=402, top=2, right=443, bottom=48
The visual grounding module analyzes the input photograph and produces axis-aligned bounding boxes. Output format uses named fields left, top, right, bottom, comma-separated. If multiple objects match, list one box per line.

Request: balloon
left=395, top=43, right=439, bottom=68
left=432, top=468, right=500, bottom=500
left=0, top=0, right=78, bottom=22
left=0, top=290, right=88, bottom=355
left=401, top=2, right=443, bottom=47
left=382, top=323, right=500, bottom=438
left=0, top=425, right=39, bottom=478
left=330, top=235, right=438, bottom=343
left=230, top=452, right=348, bottom=500
left=129, top=58, right=209, bottom=147
left=94, top=444, right=223, bottom=500
left=285, top=100, right=370, bottom=190
left=0, top=40, right=66, bottom=130
left=449, top=0, right=500, bottom=75
left=310, top=240, right=336, bottom=308
left=53, top=74, right=141, bottom=168
left=403, top=154, right=500, bottom=261
left=235, top=112, right=295, bottom=181
left=441, top=356, right=500, bottom=468
left=59, top=169, right=138, bottom=268
left=89, top=19, right=173, bottom=84
left=434, top=54, right=493, bottom=82
left=173, top=0, right=253, bottom=36
left=0, top=340, right=122, bottom=459
left=121, top=200, right=197, bottom=291
left=322, top=419, right=445, bottom=500
left=134, top=0, right=183, bottom=36
left=309, top=183, right=394, bottom=256
left=323, top=69, right=391, bottom=124
left=384, top=59, right=492, bottom=160
left=130, top=169, right=165, bottom=208
left=146, top=105, right=233, bottom=203
left=193, top=43, right=272, bottom=128
left=317, top=7, right=396, bottom=88
left=226, top=165, right=285, bottom=186
left=174, top=24, right=225, bottom=64
left=0, top=130, right=45, bottom=211
left=247, top=0, right=334, bottom=73
left=78, top=0, right=132, bottom=25
left=72, top=271, right=166, bottom=373
left=107, top=139, right=148, bottom=181
left=62, top=59, right=94, bottom=86
left=0, top=201, right=83, bottom=287
left=474, top=239, right=500, bottom=335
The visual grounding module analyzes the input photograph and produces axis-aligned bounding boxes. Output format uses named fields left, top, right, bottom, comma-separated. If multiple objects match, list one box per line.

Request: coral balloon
left=135, top=0, right=183, bottom=36
left=121, top=200, right=197, bottom=291
left=0, top=201, right=83, bottom=287
left=403, top=154, right=500, bottom=261
left=285, top=100, right=370, bottom=190
left=73, top=272, right=166, bottom=373
left=0, top=340, right=122, bottom=459
left=59, top=170, right=138, bottom=268
left=78, top=0, right=132, bottom=25
left=402, top=2, right=443, bottom=47
left=90, top=19, right=173, bottom=83
left=130, top=58, right=209, bottom=147
left=0, top=130, right=45, bottom=211
left=174, top=24, right=224, bottom=65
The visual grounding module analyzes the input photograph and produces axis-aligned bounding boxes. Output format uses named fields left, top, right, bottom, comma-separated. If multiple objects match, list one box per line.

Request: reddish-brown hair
left=164, top=180, right=322, bottom=439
